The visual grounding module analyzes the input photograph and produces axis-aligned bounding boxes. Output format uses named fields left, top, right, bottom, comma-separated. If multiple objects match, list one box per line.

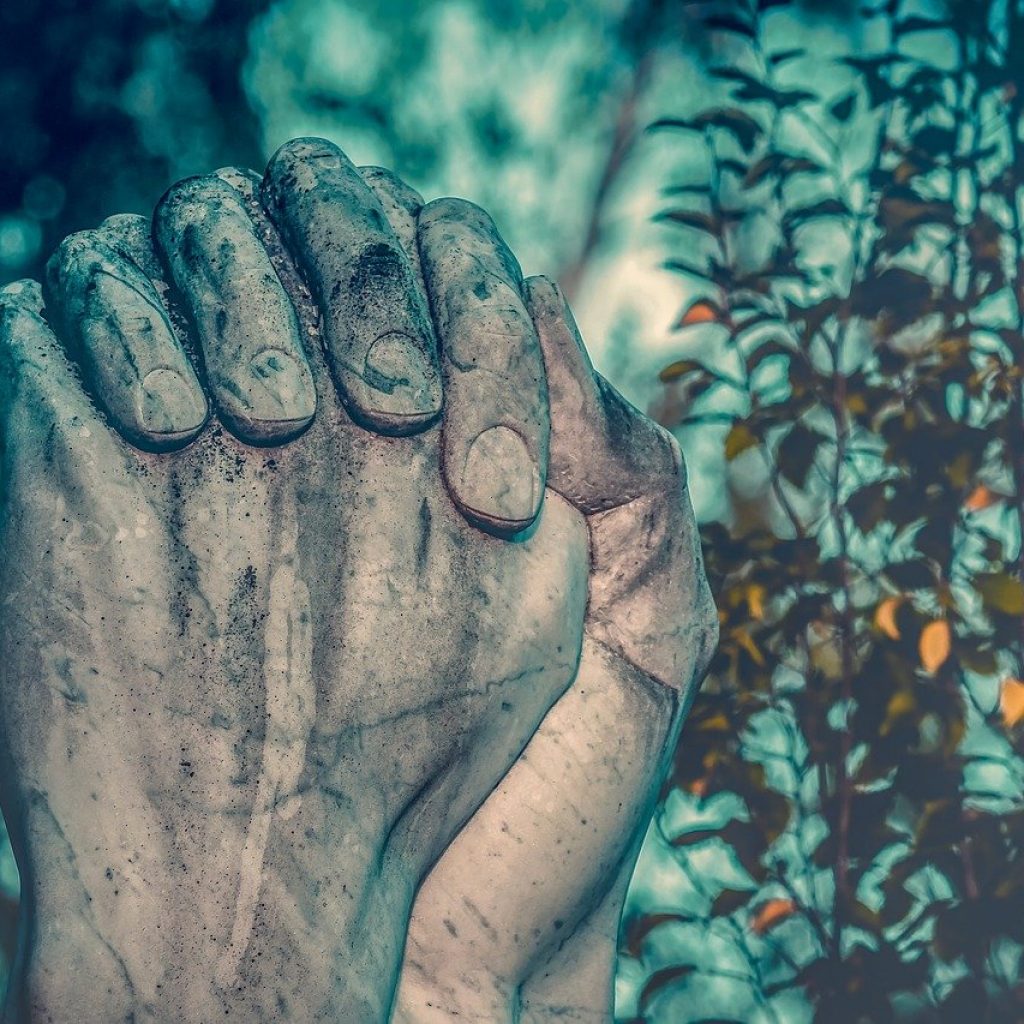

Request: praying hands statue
left=0, top=138, right=716, bottom=1023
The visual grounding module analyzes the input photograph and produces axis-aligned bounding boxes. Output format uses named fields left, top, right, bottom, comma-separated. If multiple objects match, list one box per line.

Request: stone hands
left=0, top=138, right=717, bottom=1023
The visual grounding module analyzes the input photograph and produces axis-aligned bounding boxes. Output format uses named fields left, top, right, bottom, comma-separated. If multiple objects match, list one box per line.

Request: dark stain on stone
left=55, top=658, right=87, bottom=706
left=415, top=498, right=431, bottom=578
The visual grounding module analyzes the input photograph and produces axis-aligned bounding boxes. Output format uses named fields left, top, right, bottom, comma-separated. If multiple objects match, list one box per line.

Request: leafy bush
left=628, top=1, right=1024, bottom=1020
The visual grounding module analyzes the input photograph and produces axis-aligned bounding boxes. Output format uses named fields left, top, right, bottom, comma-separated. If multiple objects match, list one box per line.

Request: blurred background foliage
left=2, top=0, right=1023, bottom=1020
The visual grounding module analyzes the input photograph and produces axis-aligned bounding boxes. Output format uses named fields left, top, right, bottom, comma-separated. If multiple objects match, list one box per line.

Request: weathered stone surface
left=0, top=138, right=717, bottom=1023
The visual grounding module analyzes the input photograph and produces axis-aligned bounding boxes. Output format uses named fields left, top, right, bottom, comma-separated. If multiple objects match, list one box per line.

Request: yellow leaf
left=747, top=584, right=766, bottom=620
left=733, top=628, right=766, bottom=666
left=751, top=898, right=796, bottom=935
left=881, top=690, right=915, bottom=735
left=976, top=573, right=1024, bottom=615
left=946, top=452, right=972, bottom=489
left=725, top=423, right=758, bottom=461
left=874, top=596, right=903, bottom=640
left=846, top=393, right=868, bottom=415
left=698, top=712, right=731, bottom=733
left=964, top=483, right=999, bottom=512
left=659, top=358, right=702, bottom=382
left=888, top=690, right=915, bottom=717
left=1000, top=677, right=1024, bottom=727
left=919, top=619, right=951, bottom=675
left=678, top=299, right=723, bottom=328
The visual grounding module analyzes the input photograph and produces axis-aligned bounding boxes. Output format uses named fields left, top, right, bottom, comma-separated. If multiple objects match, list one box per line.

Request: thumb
left=524, top=275, right=680, bottom=514
left=524, top=275, right=718, bottom=694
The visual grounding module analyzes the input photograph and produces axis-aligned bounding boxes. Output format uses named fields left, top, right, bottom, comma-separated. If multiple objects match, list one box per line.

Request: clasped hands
left=0, top=139, right=716, bottom=1023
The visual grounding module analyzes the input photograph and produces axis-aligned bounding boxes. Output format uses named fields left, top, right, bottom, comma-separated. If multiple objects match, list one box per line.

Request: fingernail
left=136, top=367, right=207, bottom=436
left=271, top=140, right=344, bottom=193
left=361, top=331, right=442, bottom=419
left=459, top=425, right=540, bottom=526
left=245, top=347, right=316, bottom=424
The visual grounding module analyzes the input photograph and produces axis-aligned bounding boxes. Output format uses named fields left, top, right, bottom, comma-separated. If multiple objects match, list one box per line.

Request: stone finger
left=419, top=197, right=549, bottom=534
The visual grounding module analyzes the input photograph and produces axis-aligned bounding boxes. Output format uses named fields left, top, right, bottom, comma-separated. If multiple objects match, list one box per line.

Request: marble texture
left=0, top=138, right=717, bottom=1023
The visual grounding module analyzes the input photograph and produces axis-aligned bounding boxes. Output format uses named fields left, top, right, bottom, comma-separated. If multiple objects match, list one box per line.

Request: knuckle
left=446, top=308, right=535, bottom=370
left=363, top=170, right=425, bottom=219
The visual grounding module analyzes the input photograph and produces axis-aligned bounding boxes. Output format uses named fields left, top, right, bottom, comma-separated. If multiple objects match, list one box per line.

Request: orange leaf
left=919, top=619, right=951, bottom=675
left=687, top=777, right=709, bottom=798
left=874, top=596, right=903, bottom=640
left=677, top=299, right=723, bottom=328
left=751, top=898, right=796, bottom=935
left=964, top=484, right=999, bottom=512
left=1000, top=677, right=1024, bottom=727
left=747, top=584, right=766, bottom=620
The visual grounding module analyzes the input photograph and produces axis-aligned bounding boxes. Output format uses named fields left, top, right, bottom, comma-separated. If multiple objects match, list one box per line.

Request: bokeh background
left=5, top=0, right=1024, bottom=1021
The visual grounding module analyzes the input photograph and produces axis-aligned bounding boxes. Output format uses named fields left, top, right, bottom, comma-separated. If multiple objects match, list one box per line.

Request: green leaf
left=747, top=339, right=793, bottom=372
left=637, top=964, right=698, bottom=1012
left=709, top=66, right=764, bottom=91
left=769, top=88, right=818, bottom=109
left=777, top=422, right=827, bottom=488
left=879, top=882, right=915, bottom=926
left=847, top=481, right=888, bottom=532
left=786, top=295, right=841, bottom=339
left=718, top=157, right=749, bottom=177
left=895, top=15, right=954, bottom=34
left=783, top=197, right=851, bottom=228
left=704, top=14, right=757, bottom=38
left=622, top=913, right=700, bottom=957
left=656, top=209, right=720, bottom=236
left=768, top=47, right=804, bottom=65
left=850, top=267, right=932, bottom=329
left=839, top=55, right=905, bottom=71
left=650, top=117, right=699, bottom=133
left=663, top=257, right=711, bottom=279
left=744, top=152, right=823, bottom=188
left=693, top=107, right=763, bottom=153
left=662, top=182, right=713, bottom=196
left=670, top=827, right=722, bottom=847
left=652, top=108, right=763, bottom=153
left=711, top=887, right=757, bottom=916
left=913, top=125, right=957, bottom=155
left=830, top=91, right=857, bottom=122
left=886, top=559, right=935, bottom=590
